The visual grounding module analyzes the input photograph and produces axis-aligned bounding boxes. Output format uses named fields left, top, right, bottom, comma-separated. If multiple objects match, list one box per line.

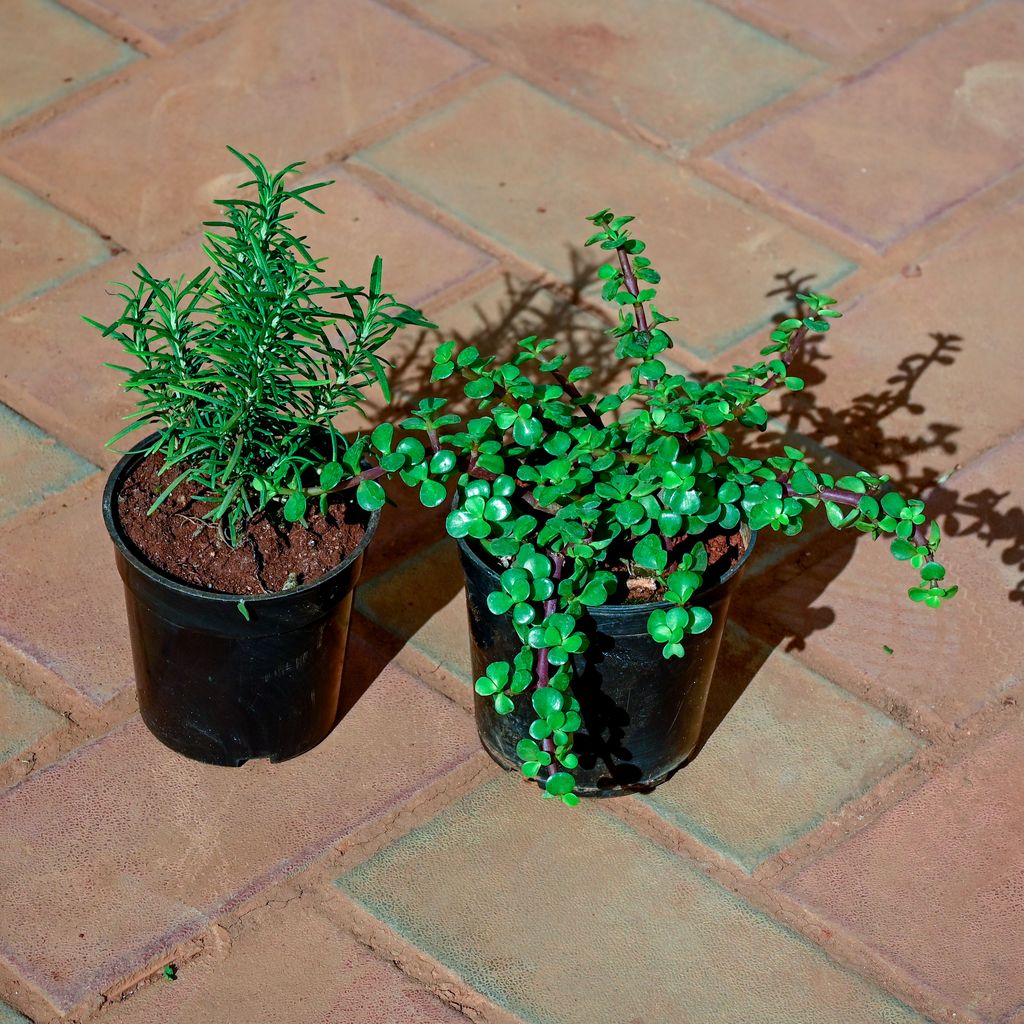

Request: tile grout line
left=0, top=57, right=498, bottom=263
left=599, top=792, right=983, bottom=1024
left=54, top=0, right=247, bottom=58
left=703, top=0, right=989, bottom=64
left=369, top=0, right=1024, bottom=291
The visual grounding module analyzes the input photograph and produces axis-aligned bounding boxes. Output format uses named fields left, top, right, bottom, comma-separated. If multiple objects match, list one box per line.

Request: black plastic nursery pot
left=460, top=528, right=756, bottom=796
left=102, top=443, right=380, bottom=766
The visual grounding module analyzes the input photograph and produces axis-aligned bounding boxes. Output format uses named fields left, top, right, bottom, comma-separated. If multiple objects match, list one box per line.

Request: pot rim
left=457, top=522, right=757, bottom=614
left=102, top=434, right=381, bottom=604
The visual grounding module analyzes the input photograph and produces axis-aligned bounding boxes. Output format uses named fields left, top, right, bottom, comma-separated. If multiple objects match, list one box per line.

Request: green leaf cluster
left=86, top=147, right=433, bottom=540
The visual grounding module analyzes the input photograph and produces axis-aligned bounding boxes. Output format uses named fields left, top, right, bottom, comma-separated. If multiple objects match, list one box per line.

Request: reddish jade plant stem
left=814, top=485, right=866, bottom=505
left=549, top=368, right=604, bottom=429
left=300, top=464, right=386, bottom=496
left=536, top=551, right=565, bottom=777
left=792, top=482, right=936, bottom=565
left=616, top=245, right=660, bottom=389
left=616, top=247, right=650, bottom=333
left=426, top=428, right=441, bottom=454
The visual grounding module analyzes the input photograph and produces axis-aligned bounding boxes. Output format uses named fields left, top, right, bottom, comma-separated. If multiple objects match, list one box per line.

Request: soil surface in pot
left=117, top=453, right=367, bottom=596
left=613, top=529, right=745, bottom=603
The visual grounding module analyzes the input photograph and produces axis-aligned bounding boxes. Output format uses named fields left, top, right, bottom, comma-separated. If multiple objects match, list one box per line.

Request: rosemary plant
left=87, top=147, right=432, bottom=542
left=368, top=210, right=956, bottom=806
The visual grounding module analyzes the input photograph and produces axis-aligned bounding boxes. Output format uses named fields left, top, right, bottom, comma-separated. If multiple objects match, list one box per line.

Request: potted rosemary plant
left=89, top=148, right=432, bottom=765
left=371, top=209, right=956, bottom=804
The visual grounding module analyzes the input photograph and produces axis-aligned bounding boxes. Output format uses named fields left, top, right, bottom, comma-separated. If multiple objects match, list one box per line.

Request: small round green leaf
left=545, top=772, right=575, bottom=797
left=486, top=591, right=514, bottom=615
left=532, top=687, right=564, bottom=718
left=881, top=491, right=907, bottom=517
left=320, top=462, right=344, bottom=490
left=614, top=500, right=644, bottom=527
left=370, top=423, right=394, bottom=453
left=396, top=437, right=426, bottom=463
left=464, top=377, right=495, bottom=399
left=689, top=607, right=712, bottom=634
left=474, top=675, right=499, bottom=696
left=512, top=417, right=543, bottom=447
left=890, top=538, right=917, bottom=561
left=419, top=478, right=447, bottom=508
left=493, top=692, right=514, bottom=715
left=355, top=479, right=386, bottom=511
left=283, top=492, right=307, bottom=522
left=429, top=450, right=456, bottom=475
left=717, top=480, right=741, bottom=504
left=516, top=738, right=543, bottom=762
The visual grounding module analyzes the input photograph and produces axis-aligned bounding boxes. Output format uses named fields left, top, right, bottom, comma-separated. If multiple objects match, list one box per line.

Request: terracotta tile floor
left=0, top=2, right=1021, bottom=1021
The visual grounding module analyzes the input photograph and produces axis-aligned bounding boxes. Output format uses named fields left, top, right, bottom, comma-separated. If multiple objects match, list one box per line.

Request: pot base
left=139, top=702, right=331, bottom=767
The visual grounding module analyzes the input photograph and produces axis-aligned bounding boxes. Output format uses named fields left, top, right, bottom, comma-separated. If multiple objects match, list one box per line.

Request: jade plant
left=358, top=210, right=956, bottom=805
left=86, top=147, right=432, bottom=543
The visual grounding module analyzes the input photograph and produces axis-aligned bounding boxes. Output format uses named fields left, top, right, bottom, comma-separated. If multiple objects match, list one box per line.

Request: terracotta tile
left=85, top=0, right=243, bottom=46
left=719, top=0, right=977, bottom=56
left=0, top=403, right=96, bottom=523
left=0, top=0, right=135, bottom=126
left=746, top=197, right=1024, bottom=477
left=3, top=0, right=477, bottom=252
left=717, top=2, right=1024, bottom=249
left=0, top=176, right=109, bottom=314
left=359, top=75, right=855, bottom=360
left=757, top=432, right=1024, bottom=727
left=400, top=0, right=820, bottom=148
left=0, top=666, right=475, bottom=1015
left=97, top=899, right=464, bottom=1024
left=0, top=246, right=164, bottom=466
left=337, top=778, right=926, bottom=1024
left=358, top=540, right=470, bottom=683
left=785, top=719, right=1024, bottom=1022
left=0, top=478, right=133, bottom=706
left=642, top=627, right=920, bottom=871
left=298, top=164, right=492, bottom=308
left=0, top=675, right=62, bottom=766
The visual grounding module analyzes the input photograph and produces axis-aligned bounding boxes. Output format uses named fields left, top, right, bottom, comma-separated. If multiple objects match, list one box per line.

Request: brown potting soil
left=116, top=453, right=367, bottom=596
left=617, top=529, right=746, bottom=603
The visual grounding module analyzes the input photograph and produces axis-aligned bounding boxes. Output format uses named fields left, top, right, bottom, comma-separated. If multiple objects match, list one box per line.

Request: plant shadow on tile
left=689, top=267, right=986, bottom=757
left=369, top=249, right=618, bottom=422
left=759, top=269, right=1024, bottom=605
